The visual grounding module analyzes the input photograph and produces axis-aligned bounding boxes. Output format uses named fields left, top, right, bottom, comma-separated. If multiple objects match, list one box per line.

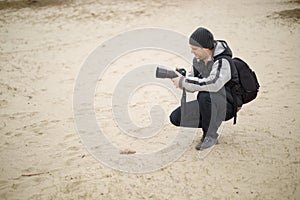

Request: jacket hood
left=213, top=40, right=233, bottom=59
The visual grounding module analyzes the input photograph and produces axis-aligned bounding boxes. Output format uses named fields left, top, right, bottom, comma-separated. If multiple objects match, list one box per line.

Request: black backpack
left=218, top=56, right=260, bottom=124
left=232, top=57, right=260, bottom=104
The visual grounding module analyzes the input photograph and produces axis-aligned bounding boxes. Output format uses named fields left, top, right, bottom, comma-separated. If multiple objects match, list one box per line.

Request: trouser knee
left=169, top=109, right=181, bottom=126
left=198, top=92, right=211, bottom=106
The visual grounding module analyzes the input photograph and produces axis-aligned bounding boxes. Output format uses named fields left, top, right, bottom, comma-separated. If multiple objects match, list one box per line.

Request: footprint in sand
left=0, top=121, right=6, bottom=130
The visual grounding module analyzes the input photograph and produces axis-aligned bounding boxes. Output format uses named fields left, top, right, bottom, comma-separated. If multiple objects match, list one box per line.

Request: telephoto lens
left=155, top=67, right=178, bottom=79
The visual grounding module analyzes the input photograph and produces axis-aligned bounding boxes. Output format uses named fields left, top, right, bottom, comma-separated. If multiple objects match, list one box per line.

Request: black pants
left=169, top=91, right=234, bottom=139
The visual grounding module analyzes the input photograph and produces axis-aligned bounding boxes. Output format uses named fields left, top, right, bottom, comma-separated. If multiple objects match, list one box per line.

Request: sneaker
left=195, top=136, right=205, bottom=150
left=200, top=136, right=218, bottom=150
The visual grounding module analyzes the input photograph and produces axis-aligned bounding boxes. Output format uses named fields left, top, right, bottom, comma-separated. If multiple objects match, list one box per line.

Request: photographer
left=170, top=27, right=242, bottom=150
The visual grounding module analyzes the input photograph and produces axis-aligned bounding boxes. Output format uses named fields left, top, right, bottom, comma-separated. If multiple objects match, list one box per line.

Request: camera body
left=156, top=67, right=186, bottom=79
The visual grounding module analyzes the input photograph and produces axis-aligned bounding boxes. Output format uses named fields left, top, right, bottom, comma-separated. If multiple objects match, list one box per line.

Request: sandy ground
left=0, top=0, right=300, bottom=199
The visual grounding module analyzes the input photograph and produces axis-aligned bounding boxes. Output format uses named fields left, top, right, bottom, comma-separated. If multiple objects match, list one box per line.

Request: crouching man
left=170, top=27, right=242, bottom=150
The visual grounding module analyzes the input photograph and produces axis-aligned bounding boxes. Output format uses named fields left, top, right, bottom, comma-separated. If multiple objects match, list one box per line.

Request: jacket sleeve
left=179, top=58, right=231, bottom=92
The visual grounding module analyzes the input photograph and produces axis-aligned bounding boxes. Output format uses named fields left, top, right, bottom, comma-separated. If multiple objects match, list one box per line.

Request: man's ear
left=204, top=48, right=213, bottom=54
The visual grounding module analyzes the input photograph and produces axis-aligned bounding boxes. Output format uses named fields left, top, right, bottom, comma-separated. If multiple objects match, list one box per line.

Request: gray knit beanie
left=189, top=27, right=215, bottom=49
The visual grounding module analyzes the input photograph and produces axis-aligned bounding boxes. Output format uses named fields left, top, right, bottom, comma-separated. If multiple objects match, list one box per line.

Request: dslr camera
left=155, top=67, right=186, bottom=79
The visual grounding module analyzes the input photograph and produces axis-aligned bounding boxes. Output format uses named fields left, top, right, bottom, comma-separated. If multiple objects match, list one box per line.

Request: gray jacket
left=179, top=40, right=232, bottom=93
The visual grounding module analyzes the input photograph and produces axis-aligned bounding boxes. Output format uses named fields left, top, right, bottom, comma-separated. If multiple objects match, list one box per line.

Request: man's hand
left=171, top=70, right=183, bottom=88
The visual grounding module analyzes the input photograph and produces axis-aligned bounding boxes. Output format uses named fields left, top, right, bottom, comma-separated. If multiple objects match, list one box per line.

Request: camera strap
left=181, top=88, right=187, bottom=115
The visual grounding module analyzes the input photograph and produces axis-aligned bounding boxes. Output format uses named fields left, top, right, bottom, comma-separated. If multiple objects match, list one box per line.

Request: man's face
left=190, top=45, right=209, bottom=61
